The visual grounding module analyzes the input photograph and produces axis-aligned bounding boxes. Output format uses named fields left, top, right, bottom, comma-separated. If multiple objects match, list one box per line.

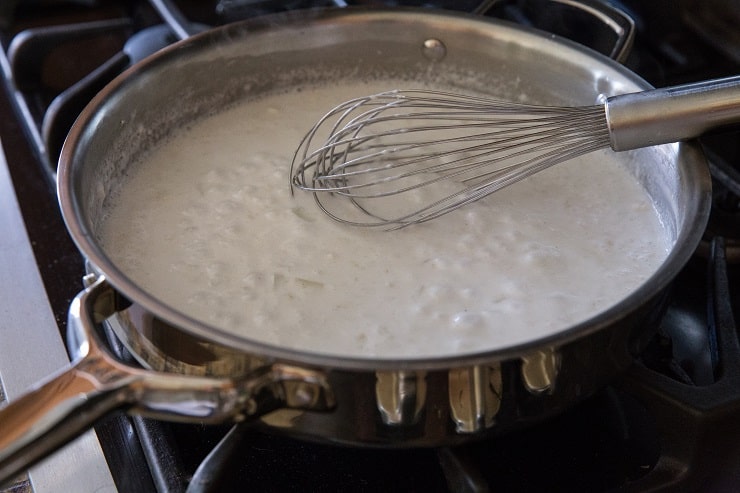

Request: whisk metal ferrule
left=605, top=75, right=740, bottom=151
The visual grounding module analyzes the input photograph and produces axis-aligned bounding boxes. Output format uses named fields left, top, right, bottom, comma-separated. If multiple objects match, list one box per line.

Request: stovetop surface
left=1, top=1, right=739, bottom=492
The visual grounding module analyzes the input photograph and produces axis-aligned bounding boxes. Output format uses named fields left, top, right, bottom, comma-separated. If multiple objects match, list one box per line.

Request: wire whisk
left=291, top=76, right=740, bottom=228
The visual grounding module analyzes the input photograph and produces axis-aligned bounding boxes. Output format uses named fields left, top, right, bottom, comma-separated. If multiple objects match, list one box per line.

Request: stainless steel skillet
left=0, top=6, right=711, bottom=484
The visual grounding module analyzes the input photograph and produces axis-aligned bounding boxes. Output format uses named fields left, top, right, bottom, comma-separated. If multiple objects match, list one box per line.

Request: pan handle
left=0, top=277, right=334, bottom=486
left=547, top=0, right=635, bottom=62
left=475, top=0, right=635, bottom=62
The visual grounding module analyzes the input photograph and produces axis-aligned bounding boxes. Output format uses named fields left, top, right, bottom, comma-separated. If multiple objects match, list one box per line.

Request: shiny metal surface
left=375, top=371, right=427, bottom=426
left=61, top=7, right=711, bottom=365
left=0, top=6, right=714, bottom=479
left=606, top=75, right=740, bottom=151
left=521, top=348, right=560, bottom=394
left=448, top=365, right=502, bottom=433
left=548, top=0, right=634, bottom=62
left=62, top=2, right=709, bottom=419
left=472, top=0, right=636, bottom=63
left=290, top=76, right=737, bottom=227
left=0, top=277, right=334, bottom=484
left=290, top=90, right=610, bottom=227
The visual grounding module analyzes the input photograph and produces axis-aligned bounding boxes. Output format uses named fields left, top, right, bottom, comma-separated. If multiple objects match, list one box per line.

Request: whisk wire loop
left=291, top=89, right=610, bottom=228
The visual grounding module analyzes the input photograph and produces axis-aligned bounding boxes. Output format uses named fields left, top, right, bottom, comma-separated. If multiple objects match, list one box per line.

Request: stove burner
left=3, top=18, right=199, bottom=177
left=139, top=386, right=661, bottom=493
left=621, top=238, right=740, bottom=492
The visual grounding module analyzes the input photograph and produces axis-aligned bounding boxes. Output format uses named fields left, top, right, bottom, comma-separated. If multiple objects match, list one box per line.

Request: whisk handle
left=605, top=75, right=740, bottom=151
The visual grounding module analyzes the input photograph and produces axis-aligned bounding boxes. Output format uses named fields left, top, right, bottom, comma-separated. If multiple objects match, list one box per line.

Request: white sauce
left=99, top=82, right=671, bottom=359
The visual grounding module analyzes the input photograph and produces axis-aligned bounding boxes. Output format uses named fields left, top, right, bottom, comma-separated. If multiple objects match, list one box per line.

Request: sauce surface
left=99, top=82, right=671, bottom=358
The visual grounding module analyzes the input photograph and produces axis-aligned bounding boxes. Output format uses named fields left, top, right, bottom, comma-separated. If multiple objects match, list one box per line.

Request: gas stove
left=0, top=1, right=739, bottom=492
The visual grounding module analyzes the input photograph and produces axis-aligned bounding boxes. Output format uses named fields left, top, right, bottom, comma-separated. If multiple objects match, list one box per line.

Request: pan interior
left=64, top=10, right=697, bottom=362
